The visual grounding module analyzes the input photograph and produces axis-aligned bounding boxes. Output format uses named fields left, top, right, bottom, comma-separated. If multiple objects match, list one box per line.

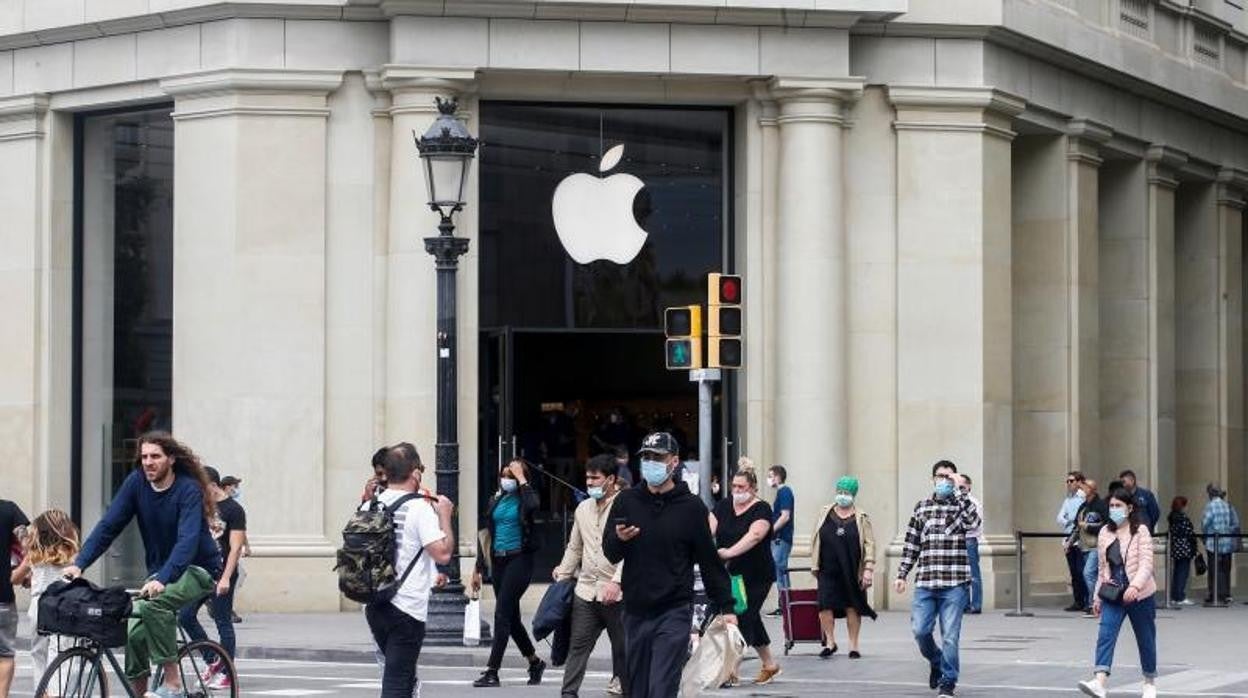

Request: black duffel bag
left=37, top=578, right=132, bottom=647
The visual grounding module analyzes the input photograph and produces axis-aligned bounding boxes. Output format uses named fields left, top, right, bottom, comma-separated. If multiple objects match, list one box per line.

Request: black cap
left=638, top=432, right=679, bottom=456
left=203, top=466, right=221, bottom=485
left=220, top=475, right=242, bottom=487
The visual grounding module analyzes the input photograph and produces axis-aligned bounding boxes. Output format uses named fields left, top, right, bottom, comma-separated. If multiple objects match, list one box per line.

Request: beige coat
left=809, top=505, right=876, bottom=578
left=553, top=492, right=624, bottom=603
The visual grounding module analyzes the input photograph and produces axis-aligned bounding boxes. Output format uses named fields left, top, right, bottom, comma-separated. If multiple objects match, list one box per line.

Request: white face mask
left=732, top=492, right=751, bottom=505
left=767, top=477, right=777, bottom=488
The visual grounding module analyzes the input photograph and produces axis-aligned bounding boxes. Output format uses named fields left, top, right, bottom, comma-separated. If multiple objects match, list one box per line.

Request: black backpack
left=37, top=578, right=132, bottom=647
left=334, top=493, right=425, bottom=604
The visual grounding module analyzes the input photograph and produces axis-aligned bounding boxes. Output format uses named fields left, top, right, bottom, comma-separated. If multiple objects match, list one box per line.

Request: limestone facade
left=2, top=0, right=1247, bottom=610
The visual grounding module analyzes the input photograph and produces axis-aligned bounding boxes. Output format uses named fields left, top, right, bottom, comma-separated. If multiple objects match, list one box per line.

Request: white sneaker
left=1177, top=599, right=1195, bottom=606
left=1142, top=683, right=1157, bottom=698
left=1078, top=679, right=1107, bottom=698
left=606, top=676, right=623, bottom=695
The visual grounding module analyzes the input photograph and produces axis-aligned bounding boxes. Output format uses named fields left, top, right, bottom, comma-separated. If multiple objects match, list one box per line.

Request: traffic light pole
left=690, top=368, right=721, bottom=508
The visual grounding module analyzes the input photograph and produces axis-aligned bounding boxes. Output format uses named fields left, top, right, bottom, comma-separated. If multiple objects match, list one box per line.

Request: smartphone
left=613, top=516, right=629, bottom=528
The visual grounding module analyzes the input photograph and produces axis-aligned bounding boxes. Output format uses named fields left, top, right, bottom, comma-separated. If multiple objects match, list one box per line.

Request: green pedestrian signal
left=666, top=339, right=697, bottom=369
left=663, top=305, right=702, bottom=370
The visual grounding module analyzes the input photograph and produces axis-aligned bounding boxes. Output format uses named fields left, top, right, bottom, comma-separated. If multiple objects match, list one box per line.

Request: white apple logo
left=551, top=144, right=649, bottom=265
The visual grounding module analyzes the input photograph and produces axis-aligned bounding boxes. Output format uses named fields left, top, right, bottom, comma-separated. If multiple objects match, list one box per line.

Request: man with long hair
left=64, top=432, right=223, bottom=698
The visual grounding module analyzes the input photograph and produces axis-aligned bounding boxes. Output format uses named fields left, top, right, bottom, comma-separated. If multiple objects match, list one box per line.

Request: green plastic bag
left=730, top=574, right=748, bottom=614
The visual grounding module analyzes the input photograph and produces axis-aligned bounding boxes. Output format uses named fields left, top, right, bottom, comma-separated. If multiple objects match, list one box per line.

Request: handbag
left=37, top=578, right=132, bottom=648
left=729, top=574, right=748, bottom=615
left=463, top=592, right=481, bottom=646
left=1097, top=581, right=1124, bottom=604
left=1194, top=552, right=1208, bottom=576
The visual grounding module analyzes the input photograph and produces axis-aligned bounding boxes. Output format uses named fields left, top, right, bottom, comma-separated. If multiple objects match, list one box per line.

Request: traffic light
left=707, top=273, right=742, bottom=369
left=664, top=305, right=702, bottom=370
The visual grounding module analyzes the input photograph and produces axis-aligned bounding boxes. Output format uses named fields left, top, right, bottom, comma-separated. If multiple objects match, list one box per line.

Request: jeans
left=488, top=552, right=537, bottom=670
left=178, top=571, right=239, bottom=662
left=965, top=539, right=983, bottom=611
left=771, top=539, right=792, bottom=591
left=911, top=584, right=968, bottom=690
left=1066, top=546, right=1088, bottom=608
left=1170, top=558, right=1191, bottom=603
left=561, top=596, right=626, bottom=697
left=623, top=605, right=691, bottom=698
left=366, top=600, right=427, bottom=698
left=1207, top=552, right=1234, bottom=601
left=1094, top=594, right=1156, bottom=678
left=127, top=566, right=215, bottom=681
left=1083, top=551, right=1098, bottom=607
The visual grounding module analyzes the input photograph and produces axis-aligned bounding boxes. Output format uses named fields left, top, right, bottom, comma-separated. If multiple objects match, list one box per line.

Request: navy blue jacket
left=1132, top=487, right=1162, bottom=532
left=76, top=469, right=223, bottom=584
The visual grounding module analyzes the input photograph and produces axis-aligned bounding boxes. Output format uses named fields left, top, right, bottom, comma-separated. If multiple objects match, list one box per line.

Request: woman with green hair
left=809, top=475, right=877, bottom=659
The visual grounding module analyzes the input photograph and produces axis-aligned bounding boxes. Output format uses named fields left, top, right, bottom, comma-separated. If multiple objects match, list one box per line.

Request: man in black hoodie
left=604, top=432, right=737, bottom=698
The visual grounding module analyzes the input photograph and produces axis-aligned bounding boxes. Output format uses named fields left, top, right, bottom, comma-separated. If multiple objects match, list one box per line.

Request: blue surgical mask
left=641, top=459, right=670, bottom=487
left=934, top=481, right=955, bottom=499
left=587, top=486, right=605, bottom=500
left=1109, top=508, right=1128, bottom=525
left=835, top=494, right=854, bottom=508
left=500, top=478, right=518, bottom=494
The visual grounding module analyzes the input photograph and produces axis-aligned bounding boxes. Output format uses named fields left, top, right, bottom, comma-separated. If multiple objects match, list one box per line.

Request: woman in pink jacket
left=1078, top=488, right=1157, bottom=698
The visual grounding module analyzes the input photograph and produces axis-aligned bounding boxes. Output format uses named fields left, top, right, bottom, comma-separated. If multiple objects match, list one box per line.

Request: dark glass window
left=480, top=104, right=728, bottom=330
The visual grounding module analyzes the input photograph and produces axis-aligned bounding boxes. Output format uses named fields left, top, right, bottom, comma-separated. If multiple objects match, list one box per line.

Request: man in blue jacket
left=1119, top=469, right=1161, bottom=532
left=64, top=433, right=222, bottom=698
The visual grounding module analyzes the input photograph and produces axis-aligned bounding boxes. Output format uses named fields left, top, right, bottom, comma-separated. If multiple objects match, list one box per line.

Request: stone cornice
left=886, top=85, right=1026, bottom=117
left=1065, top=119, right=1112, bottom=167
left=160, top=68, right=346, bottom=99
left=0, top=94, right=49, bottom=142
left=1146, top=145, right=1187, bottom=190
left=376, top=0, right=906, bottom=27
left=769, top=76, right=865, bottom=103
left=1218, top=168, right=1248, bottom=209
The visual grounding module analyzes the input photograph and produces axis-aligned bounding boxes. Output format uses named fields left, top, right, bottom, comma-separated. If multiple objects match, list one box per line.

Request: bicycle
left=34, top=589, right=239, bottom=698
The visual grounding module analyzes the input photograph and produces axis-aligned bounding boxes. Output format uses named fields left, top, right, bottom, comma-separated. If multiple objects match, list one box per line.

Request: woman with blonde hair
left=709, top=461, right=781, bottom=686
left=11, top=509, right=81, bottom=682
left=810, top=476, right=877, bottom=659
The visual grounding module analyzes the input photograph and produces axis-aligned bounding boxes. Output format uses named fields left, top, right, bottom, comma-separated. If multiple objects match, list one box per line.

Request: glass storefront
left=478, top=103, right=731, bottom=577
left=74, top=107, right=175, bottom=586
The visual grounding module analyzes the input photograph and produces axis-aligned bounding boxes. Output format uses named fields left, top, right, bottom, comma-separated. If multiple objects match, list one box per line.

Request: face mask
left=934, top=480, right=955, bottom=499
left=767, top=477, right=777, bottom=488
left=500, top=478, right=518, bottom=493
left=732, top=492, right=751, bottom=504
left=835, top=494, right=854, bottom=508
left=230, top=487, right=242, bottom=501
left=587, top=486, right=605, bottom=500
left=711, top=483, right=721, bottom=495
left=1109, top=508, right=1128, bottom=525
left=641, top=459, right=670, bottom=487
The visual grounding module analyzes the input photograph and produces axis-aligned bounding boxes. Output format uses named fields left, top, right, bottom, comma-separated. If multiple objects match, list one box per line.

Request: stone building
left=2, top=0, right=1246, bottom=611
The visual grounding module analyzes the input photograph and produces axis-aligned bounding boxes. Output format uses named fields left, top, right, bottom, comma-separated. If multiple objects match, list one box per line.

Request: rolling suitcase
left=780, top=567, right=822, bottom=655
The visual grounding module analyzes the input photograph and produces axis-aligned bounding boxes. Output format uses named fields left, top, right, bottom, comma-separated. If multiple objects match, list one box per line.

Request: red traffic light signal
left=716, top=275, right=742, bottom=304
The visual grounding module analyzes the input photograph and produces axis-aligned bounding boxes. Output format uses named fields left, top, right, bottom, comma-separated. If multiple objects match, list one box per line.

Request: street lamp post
left=416, top=97, right=483, bottom=645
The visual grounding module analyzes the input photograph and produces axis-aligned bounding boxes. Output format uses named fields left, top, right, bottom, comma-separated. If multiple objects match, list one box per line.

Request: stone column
left=889, top=86, right=1025, bottom=610
left=380, top=67, right=478, bottom=577
left=770, top=77, right=862, bottom=553
left=161, top=69, right=344, bottom=611
left=1175, top=176, right=1219, bottom=499
left=1066, top=122, right=1112, bottom=476
left=1146, top=146, right=1186, bottom=498
left=1215, top=169, right=1247, bottom=513
left=0, top=95, right=48, bottom=514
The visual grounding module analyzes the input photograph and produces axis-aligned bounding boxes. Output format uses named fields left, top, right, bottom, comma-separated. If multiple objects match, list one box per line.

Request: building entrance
left=478, top=102, right=733, bottom=581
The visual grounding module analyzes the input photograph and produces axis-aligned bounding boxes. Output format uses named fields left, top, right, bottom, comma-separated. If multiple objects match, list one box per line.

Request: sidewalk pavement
left=16, top=591, right=1248, bottom=684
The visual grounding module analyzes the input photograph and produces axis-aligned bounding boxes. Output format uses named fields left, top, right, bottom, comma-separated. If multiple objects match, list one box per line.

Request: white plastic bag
left=679, top=615, right=746, bottom=696
left=463, top=594, right=481, bottom=646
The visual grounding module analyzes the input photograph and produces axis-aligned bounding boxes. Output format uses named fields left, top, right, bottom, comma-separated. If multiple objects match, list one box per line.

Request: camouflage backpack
left=335, top=493, right=424, bottom=604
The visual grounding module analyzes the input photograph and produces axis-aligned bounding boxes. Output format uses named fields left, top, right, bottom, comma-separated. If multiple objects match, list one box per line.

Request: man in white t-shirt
left=366, top=442, right=455, bottom=698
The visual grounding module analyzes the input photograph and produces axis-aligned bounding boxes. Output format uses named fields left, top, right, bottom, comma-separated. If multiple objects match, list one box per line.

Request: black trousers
left=488, top=552, right=537, bottom=669
left=1207, top=552, right=1234, bottom=601
left=623, top=605, right=691, bottom=698
left=739, top=579, right=772, bottom=649
left=1066, top=546, right=1088, bottom=608
left=561, top=595, right=627, bottom=697
left=365, top=601, right=427, bottom=698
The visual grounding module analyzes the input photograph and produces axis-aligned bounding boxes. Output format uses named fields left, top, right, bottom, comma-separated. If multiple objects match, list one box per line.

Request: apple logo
left=551, top=144, right=649, bottom=265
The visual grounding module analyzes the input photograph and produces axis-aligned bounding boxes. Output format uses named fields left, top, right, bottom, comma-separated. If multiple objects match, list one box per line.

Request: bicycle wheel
left=34, top=645, right=110, bottom=698
left=173, top=639, right=238, bottom=698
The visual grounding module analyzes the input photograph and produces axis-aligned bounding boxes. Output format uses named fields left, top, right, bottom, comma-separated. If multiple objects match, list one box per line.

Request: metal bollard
left=1005, top=530, right=1034, bottom=618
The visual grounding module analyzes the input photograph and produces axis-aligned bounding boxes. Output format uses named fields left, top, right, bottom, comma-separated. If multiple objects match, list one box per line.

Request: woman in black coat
left=1167, top=496, right=1199, bottom=606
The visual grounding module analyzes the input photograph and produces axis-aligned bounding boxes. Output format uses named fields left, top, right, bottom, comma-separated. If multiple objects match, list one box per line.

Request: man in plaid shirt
left=1202, top=483, right=1240, bottom=603
left=894, top=460, right=981, bottom=698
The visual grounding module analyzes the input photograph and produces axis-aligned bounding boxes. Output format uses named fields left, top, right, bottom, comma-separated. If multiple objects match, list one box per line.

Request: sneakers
left=606, top=676, right=623, bottom=695
left=207, top=672, right=232, bottom=691
left=527, top=659, right=547, bottom=686
left=1082, top=608, right=1097, bottom=618
left=1064, top=604, right=1084, bottom=612
left=199, top=659, right=223, bottom=682
left=472, top=670, right=500, bottom=688
left=753, top=666, right=781, bottom=686
left=145, top=686, right=187, bottom=698
left=718, top=674, right=740, bottom=689
left=937, top=684, right=956, bottom=697
left=1176, top=599, right=1195, bottom=606
left=929, top=663, right=942, bottom=690
left=1142, top=684, right=1157, bottom=698
left=1078, top=679, right=1107, bottom=698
